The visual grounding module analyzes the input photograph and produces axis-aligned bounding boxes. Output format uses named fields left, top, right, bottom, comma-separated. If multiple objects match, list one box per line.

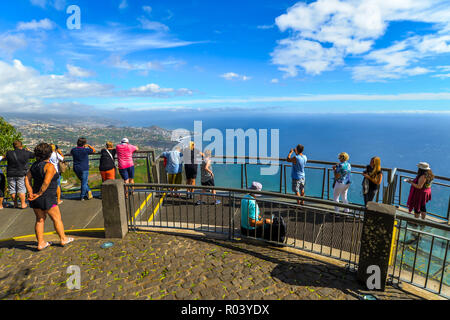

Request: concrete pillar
left=357, top=201, right=396, bottom=291
left=101, top=179, right=128, bottom=238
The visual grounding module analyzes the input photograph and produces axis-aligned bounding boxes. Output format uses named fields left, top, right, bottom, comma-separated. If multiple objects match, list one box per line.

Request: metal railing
left=125, top=183, right=366, bottom=271
left=389, top=212, right=450, bottom=298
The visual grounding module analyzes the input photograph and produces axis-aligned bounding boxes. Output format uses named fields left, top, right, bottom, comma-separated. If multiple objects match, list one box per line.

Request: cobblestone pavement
left=0, top=231, right=423, bottom=300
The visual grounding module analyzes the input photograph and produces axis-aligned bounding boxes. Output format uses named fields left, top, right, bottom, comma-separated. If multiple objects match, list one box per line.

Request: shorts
left=184, top=164, right=198, bottom=180
left=7, top=176, right=26, bottom=195
left=201, top=178, right=215, bottom=187
left=100, top=168, right=116, bottom=182
left=0, top=173, right=5, bottom=198
left=118, top=166, right=135, bottom=181
left=292, top=178, right=305, bottom=195
left=168, top=173, right=182, bottom=185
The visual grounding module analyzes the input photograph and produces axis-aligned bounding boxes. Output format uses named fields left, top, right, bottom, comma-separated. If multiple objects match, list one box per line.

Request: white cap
left=250, top=181, right=263, bottom=191
left=121, top=138, right=129, bottom=144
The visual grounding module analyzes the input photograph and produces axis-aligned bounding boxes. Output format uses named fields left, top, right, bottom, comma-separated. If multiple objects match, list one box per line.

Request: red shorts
left=100, top=168, right=116, bottom=182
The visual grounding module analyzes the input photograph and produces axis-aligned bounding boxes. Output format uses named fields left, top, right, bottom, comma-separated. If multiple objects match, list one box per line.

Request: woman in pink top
left=116, top=138, right=139, bottom=197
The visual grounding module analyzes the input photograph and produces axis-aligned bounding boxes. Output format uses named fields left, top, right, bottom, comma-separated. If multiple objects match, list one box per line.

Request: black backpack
left=265, top=216, right=286, bottom=243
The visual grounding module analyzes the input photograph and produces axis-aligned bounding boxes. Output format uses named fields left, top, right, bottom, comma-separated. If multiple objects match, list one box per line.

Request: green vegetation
left=0, top=117, right=22, bottom=155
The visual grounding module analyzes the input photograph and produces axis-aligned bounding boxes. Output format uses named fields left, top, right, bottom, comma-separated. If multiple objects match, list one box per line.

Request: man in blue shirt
left=161, top=148, right=183, bottom=196
left=240, top=181, right=272, bottom=238
left=70, top=137, right=96, bottom=200
left=287, top=144, right=307, bottom=205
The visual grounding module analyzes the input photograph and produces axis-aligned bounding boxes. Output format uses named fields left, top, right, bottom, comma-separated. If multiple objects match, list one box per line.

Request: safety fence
left=389, top=213, right=450, bottom=298
left=125, top=183, right=365, bottom=272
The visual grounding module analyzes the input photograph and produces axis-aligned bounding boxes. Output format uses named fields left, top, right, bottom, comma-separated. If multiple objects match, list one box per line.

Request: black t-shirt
left=99, top=148, right=116, bottom=171
left=6, top=149, right=35, bottom=177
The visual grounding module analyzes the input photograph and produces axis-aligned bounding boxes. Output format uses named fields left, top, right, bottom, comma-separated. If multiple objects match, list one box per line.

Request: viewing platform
left=0, top=151, right=448, bottom=300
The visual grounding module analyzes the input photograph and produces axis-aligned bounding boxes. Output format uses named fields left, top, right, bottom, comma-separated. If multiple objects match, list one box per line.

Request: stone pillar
left=101, top=179, right=128, bottom=238
left=357, top=201, right=396, bottom=291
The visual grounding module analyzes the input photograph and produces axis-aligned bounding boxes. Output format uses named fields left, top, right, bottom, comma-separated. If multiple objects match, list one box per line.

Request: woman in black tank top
left=25, top=143, right=73, bottom=251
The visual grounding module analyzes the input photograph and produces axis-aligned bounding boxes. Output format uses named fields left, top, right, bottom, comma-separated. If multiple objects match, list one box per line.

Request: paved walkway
left=0, top=230, right=424, bottom=300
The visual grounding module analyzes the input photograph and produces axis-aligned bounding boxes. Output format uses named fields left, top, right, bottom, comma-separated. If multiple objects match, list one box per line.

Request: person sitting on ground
left=197, top=149, right=220, bottom=205
left=406, top=162, right=434, bottom=220
left=332, top=152, right=352, bottom=213
left=240, top=181, right=272, bottom=238
left=116, top=138, right=138, bottom=198
left=70, top=138, right=95, bottom=201
left=49, top=144, right=64, bottom=205
left=362, top=156, right=383, bottom=206
left=6, top=140, right=35, bottom=209
left=161, top=147, right=183, bottom=196
left=99, top=142, right=117, bottom=183
left=0, top=155, right=5, bottom=210
left=25, top=143, right=73, bottom=251
left=287, top=144, right=307, bottom=205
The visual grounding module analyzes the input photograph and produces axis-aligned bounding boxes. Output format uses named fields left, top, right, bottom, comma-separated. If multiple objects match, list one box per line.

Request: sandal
left=61, top=237, right=74, bottom=246
left=38, top=241, right=52, bottom=251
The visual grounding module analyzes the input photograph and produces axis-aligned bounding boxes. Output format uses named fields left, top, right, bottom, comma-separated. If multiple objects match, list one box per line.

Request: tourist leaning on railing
left=286, top=144, right=307, bottom=205
left=197, top=150, right=220, bottom=205
left=116, top=138, right=139, bottom=198
left=99, top=142, right=116, bottom=182
left=161, top=148, right=183, bottom=196
left=362, top=156, right=383, bottom=206
left=406, top=162, right=434, bottom=220
left=183, top=141, right=202, bottom=199
left=0, top=155, right=5, bottom=210
left=25, top=143, right=73, bottom=251
left=70, top=137, right=95, bottom=201
left=49, top=144, right=64, bottom=205
left=332, top=152, right=352, bottom=213
left=6, top=140, right=35, bottom=209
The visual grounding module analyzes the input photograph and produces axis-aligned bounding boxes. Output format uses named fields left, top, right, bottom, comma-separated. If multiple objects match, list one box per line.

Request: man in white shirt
left=50, top=144, right=64, bottom=204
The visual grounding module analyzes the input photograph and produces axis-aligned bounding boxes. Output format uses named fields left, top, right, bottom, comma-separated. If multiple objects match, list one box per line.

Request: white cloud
left=122, top=83, right=193, bottom=97
left=138, top=17, right=170, bottom=32
left=0, top=33, right=27, bottom=58
left=271, top=0, right=450, bottom=80
left=106, top=55, right=185, bottom=74
left=66, top=64, right=95, bottom=78
left=271, top=78, right=279, bottom=83
left=119, top=0, right=128, bottom=10
left=143, top=6, right=152, bottom=14
left=17, top=18, right=55, bottom=31
left=0, top=59, right=194, bottom=113
left=30, top=0, right=66, bottom=10
left=221, top=72, right=251, bottom=81
left=71, top=25, right=197, bottom=53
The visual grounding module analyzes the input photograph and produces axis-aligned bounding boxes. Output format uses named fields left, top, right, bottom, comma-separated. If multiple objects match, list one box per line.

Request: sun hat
left=417, top=162, right=431, bottom=170
left=121, top=138, right=129, bottom=144
left=250, top=181, right=263, bottom=191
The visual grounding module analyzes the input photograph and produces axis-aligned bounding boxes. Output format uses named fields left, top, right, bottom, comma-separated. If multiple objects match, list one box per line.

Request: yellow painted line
left=148, top=193, right=166, bottom=223
left=389, top=220, right=398, bottom=266
left=132, top=192, right=153, bottom=222
left=0, top=228, right=105, bottom=243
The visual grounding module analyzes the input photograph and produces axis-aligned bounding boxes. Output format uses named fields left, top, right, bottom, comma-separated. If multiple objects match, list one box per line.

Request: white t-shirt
left=49, top=152, right=64, bottom=173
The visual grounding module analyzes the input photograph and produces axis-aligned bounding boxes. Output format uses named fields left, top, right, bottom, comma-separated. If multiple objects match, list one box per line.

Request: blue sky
left=1, top=0, right=450, bottom=115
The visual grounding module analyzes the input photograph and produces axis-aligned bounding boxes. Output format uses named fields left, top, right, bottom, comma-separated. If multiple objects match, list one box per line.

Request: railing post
left=158, top=159, right=168, bottom=183
left=357, top=202, right=396, bottom=291
left=101, top=179, right=128, bottom=238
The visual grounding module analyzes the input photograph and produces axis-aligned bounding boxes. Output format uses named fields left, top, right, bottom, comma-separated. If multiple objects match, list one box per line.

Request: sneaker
left=87, top=191, right=93, bottom=200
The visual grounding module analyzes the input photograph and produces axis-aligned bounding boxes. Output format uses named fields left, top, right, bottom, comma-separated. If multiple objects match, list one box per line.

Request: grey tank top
left=201, top=159, right=213, bottom=182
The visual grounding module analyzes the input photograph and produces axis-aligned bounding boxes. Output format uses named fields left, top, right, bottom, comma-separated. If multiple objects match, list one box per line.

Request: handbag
left=264, top=216, right=286, bottom=243
left=58, top=160, right=68, bottom=173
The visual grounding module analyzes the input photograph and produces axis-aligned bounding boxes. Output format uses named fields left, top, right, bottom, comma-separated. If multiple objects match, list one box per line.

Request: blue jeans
left=74, top=169, right=90, bottom=200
